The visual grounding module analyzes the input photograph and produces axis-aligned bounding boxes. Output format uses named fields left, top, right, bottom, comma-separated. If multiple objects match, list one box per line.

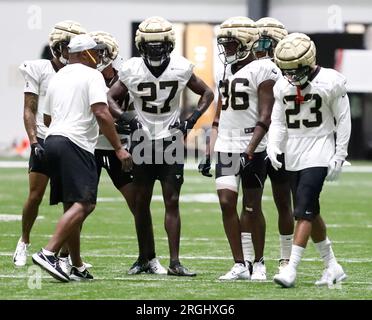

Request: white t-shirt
left=19, top=59, right=56, bottom=139
left=118, top=56, right=194, bottom=140
left=270, top=67, right=351, bottom=171
left=44, top=63, right=108, bottom=154
left=214, top=59, right=280, bottom=153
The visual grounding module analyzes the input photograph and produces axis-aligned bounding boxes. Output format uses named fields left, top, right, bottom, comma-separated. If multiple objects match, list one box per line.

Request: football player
left=90, top=31, right=167, bottom=275
left=107, top=16, right=214, bottom=276
left=205, top=16, right=279, bottom=280
left=249, top=17, right=294, bottom=273
left=269, top=33, right=350, bottom=288
left=13, top=20, right=86, bottom=267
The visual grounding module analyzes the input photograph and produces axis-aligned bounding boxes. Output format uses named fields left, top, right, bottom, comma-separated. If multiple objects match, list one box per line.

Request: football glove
left=198, top=155, right=212, bottom=177
left=235, top=152, right=253, bottom=176
left=169, top=109, right=202, bottom=136
left=326, top=156, right=344, bottom=181
left=31, top=142, right=45, bottom=161
left=266, top=144, right=282, bottom=170
left=115, top=122, right=131, bottom=135
left=117, top=113, right=143, bottom=134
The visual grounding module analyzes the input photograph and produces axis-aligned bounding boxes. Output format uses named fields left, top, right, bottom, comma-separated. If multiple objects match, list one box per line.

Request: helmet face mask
left=52, top=41, right=70, bottom=65
left=217, top=37, right=249, bottom=65
left=282, top=66, right=312, bottom=86
left=139, top=41, right=173, bottom=67
left=252, top=36, right=277, bottom=59
left=96, top=49, right=109, bottom=71
left=89, top=31, right=119, bottom=71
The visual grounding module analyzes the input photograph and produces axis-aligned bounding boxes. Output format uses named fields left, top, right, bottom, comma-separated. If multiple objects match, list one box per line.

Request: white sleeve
left=255, top=61, right=280, bottom=88
left=268, top=85, right=287, bottom=151
left=183, top=61, right=194, bottom=83
left=330, top=77, right=351, bottom=160
left=44, top=89, right=51, bottom=116
left=19, top=61, right=40, bottom=95
left=118, top=60, right=131, bottom=86
left=89, top=71, right=108, bottom=106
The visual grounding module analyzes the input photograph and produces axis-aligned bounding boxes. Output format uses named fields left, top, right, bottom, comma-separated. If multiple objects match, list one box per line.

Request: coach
left=32, top=34, right=132, bottom=282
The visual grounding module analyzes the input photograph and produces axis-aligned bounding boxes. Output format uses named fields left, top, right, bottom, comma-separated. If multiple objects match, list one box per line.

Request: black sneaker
left=168, top=263, right=196, bottom=277
left=128, top=259, right=150, bottom=275
left=32, top=250, right=70, bottom=282
left=70, top=266, right=94, bottom=281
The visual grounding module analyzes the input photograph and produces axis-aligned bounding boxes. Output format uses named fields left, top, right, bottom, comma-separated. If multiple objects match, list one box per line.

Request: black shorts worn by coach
left=45, top=135, right=98, bottom=205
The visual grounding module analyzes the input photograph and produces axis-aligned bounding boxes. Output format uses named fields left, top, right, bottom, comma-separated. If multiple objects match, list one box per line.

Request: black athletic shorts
left=45, top=135, right=98, bottom=205
left=95, top=149, right=133, bottom=189
left=215, top=151, right=267, bottom=189
left=266, top=153, right=290, bottom=185
left=289, top=167, right=328, bottom=221
left=28, top=137, right=49, bottom=176
left=131, top=138, right=184, bottom=186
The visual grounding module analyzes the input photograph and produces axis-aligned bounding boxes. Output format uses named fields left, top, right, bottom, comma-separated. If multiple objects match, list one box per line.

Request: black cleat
left=128, top=259, right=150, bottom=275
left=32, top=250, right=70, bottom=283
left=70, top=266, right=94, bottom=281
left=168, top=263, right=196, bottom=277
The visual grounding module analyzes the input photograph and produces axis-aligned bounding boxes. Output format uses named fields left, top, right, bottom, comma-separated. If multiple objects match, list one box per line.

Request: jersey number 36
left=219, top=78, right=250, bottom=111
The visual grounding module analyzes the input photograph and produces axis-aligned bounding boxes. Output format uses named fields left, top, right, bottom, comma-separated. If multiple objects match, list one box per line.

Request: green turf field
left=0, top=164, right=371, bottom=300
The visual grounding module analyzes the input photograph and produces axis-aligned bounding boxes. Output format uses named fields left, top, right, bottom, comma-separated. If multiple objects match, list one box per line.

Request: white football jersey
left=19, top=59, right=56, bottom=139
left=214, top=59, right=280, bottom=153
left=270, top=67, right=351, bottom=171
left=118, top=56, right=194, bottom=140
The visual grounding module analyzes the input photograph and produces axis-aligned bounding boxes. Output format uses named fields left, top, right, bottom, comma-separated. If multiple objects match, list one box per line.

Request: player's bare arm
left=198, top=93, right=221, bottom=177
left=244, top=79, right=275, bottom=156
left=186, top=73, right=214, bottom=114
left=23, top=93, right=39, bottom=145
left=107, top=80, right=129, bottom=119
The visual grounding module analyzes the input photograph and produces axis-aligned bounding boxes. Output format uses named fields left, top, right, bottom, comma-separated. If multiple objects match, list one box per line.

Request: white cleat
left=13, top=238, right=30, bottom=267
left=273, top=265, right=296, bottom=288
left=219, top=263, right=251, bottom=280
left=278, top=259, right=290, bottom=273
left=315, top=263, right=347, bottom=287
left=148, top=258, right=167, bottom=275
left=251, top=259, right=267, bottom=281
left=59, top=257, right=72, bottom=275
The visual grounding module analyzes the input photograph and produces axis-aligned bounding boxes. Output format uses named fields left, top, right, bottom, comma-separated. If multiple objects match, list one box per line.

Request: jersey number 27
left=138, top=81, right=178, bottom=114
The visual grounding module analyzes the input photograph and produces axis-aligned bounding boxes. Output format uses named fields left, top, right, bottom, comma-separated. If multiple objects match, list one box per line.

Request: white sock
left=288, top=245, right=305, bottom=270
left=314, top=237, right=337, bottom=268
left=76, top=265, right=85, bottom=272
left=280, top=234, right=293, bottom=260
left=241, top=232, right=254, bottom=263
left=42, top=248, right=55, bottom=256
